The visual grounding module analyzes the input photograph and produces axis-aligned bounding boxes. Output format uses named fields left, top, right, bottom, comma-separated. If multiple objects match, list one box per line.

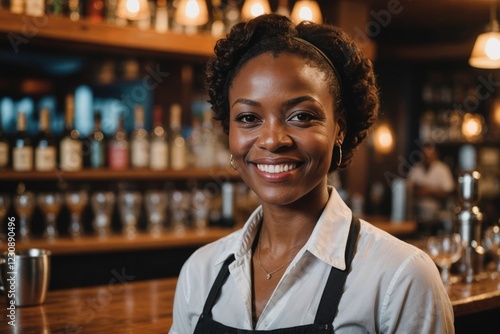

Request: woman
left=171, top=14, right=454, bottom=333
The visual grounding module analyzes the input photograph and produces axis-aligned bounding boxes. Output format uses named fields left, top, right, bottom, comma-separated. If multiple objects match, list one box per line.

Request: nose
left=256, top=119, right=293, bottom=152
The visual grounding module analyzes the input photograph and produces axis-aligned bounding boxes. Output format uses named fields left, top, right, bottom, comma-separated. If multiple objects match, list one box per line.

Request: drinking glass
left=13, top=191, right=35, bottom=242
left=65, top=190, right=89, bottom=238
left=170, top=191, right=190, bottom=235
left=38, top=192, right=63, bottom=241
left=144, top=190, right=168, bottom=237
left=0, top=193, right=11, bottom=243
left=427, top=233, right=463, bottom=284
left=91, top=191, right=115, bottom=238
left=118, top=191, right=142, bottom=239
left=192, top=189, right=210, bottom=233
left=483, top=225, right=500, bottom=275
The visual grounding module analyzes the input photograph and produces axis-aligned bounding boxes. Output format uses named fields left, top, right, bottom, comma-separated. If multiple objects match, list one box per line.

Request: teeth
left=257, top=163, right=297, bottom=174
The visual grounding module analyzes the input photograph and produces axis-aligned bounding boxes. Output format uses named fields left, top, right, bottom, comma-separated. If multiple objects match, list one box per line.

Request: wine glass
left=65, top=190, right=89, bottom=238
left=170, top=191, right=190, bottom=235
left=91, top=191, right=115, bottom=238
left=192, top=189, right=210, bottom=233
left=13, top=191, right=35, bottom=242
left=427, top=233, right=463, bottom=284
left=144, top=190, right=168, bottom=237
left=38, top=192, right=63, bottom=241
left=118, top=191, right=142, bottom=239
left=0, top=193, right=11, bottom=243
left=483, top=225, right=500, bottom=276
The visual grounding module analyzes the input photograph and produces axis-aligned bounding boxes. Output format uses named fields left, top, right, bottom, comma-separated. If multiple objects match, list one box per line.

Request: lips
left=256, top=163, right=298, bottom=174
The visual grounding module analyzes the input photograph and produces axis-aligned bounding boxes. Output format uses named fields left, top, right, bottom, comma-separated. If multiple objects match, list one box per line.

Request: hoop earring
left=336, top=140, right=343, bottom=167
left=230, top=154, right=236, bottom=170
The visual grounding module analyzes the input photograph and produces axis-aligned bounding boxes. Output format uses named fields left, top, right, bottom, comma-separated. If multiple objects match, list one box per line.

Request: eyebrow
left=231, top=96, right=323, bottom=109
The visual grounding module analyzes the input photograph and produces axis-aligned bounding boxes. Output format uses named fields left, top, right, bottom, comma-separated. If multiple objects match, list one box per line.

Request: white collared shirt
left=170, top=187, right=454, bottom=333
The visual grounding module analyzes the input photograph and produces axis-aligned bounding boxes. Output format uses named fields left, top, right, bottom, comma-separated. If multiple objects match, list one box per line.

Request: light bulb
left=241, top=0, right=271, bottom=20
left=485, top=36, right=500, bottom=60
left=290, top=0, right=322, bottom=24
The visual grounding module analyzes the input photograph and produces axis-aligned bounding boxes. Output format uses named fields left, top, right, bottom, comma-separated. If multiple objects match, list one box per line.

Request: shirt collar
left=215, top=186, right=353, bottom=270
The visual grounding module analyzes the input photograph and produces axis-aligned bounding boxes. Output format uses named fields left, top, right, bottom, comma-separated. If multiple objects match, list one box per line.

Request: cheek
left=228, top=127, right=253, bottom=156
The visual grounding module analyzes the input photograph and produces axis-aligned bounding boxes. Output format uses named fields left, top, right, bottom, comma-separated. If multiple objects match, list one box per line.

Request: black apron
left=193, top=217, right=360, bottom=334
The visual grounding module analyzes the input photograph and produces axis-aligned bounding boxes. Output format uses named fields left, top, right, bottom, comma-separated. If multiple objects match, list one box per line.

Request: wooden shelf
left=2, top=227, right=237, bottom=255
left=0, top=10, right=218, bottom=58
left=0, top=167, right=240, bottom=181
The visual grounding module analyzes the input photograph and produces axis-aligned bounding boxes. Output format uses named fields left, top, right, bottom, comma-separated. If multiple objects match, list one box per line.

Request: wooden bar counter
left=1, top=273, right=499, bottom=333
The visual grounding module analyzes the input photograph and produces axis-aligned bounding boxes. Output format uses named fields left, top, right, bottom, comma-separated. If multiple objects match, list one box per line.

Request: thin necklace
left=257, top=241, right=293, bottom=280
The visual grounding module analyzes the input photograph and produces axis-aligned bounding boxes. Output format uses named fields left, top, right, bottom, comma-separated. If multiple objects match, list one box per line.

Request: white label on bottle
left=131, top=139, right=149, bottom=168
left=60, top=138, right=83, bottom=171
left=35, top=147, right=56, bottom=171
left=150, top=141, right=168, bottom=170
left=13, top=146, right=33, bottom=171
left=0, top=142, right=8, bottom=167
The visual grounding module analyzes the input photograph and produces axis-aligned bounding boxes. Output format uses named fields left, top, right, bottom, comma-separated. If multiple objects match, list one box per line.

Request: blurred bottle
left=87, top=0, right=105, bottom=22
left=13, top=112, right=33, bottom=172
left=60, top=94, right=83, bottom=171
left=219, top=182, right=235, bottom=227
left=108, top=114, right=129, bottom=170
left=25, top=0, right=45, bottom=16
left=68, top=0, right=81, bottom=20
left=169, top=103, right=187, bottom=170
left=88, top=113, right=106, bottom=168
left=224, top=0, right=240, bottom=33
left=210, top=0, right=225, bottom=36
left=155, top=0, right=169, bottom=32
left=105, top=0, right=118, bottom=23
left=0, top=110, right=9, bottom=169
left=150, top=105, right=169, bottom=170
left=35, top=108, right=57, bottom=171
left=45, top=0, right=66, bottom=15
left=199, top=109, right=216, bottom=168
left=10, top=0, right=24, bottom=14
left=130, top=105, right=150, bottom=169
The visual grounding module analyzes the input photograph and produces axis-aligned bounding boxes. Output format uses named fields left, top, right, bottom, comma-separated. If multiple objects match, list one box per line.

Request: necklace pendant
left=266, top=273, right=272, bottom=280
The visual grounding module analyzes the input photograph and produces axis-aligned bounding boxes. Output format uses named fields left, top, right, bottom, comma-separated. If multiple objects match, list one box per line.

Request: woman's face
left=228, top=52, right=343, bottom=206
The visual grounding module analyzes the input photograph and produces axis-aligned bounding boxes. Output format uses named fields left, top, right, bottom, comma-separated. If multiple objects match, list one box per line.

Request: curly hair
left=205, top=14, right=379, bottom=171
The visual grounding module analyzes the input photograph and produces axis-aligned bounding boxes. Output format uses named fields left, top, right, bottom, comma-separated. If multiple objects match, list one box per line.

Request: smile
left=256, top=163, right=298, bottom=174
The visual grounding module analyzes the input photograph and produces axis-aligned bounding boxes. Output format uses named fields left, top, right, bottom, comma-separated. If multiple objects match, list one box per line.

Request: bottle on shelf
left=150, top=105, right=169, bottom=170
left=13, top=112, right=33, bottom=172
left=88, top=112, right=106, bottom=168
left=0, top=111, right=9, bottom=169
left=155, top=0, right=169, bottom=33
left=169, top=103, right=187, bottom=170
left=130, top=104, right=150, bottom=169
left=108, top=114, right=129, bottom=170
left=60, top=94, right=83, bottom=171
left=199, top=109, right=217, bottom=168
left=25, top=0, right=45, bottom=16
left=35, top=108, right=57, bottom=171
left=210, top=0, right=225, bottom=36
left=223, top=0, right=240, bottom=34
left=10, top=0, right=24, bottom=14
left=87, top=0, right=105, bottom=22
left=68, top=0, right=80, bottom=20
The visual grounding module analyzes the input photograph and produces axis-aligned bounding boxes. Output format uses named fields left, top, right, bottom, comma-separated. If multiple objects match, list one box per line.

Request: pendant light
left=290, top=0, right=322, bottom=24
left=175, top=0, right=209, bottom=27
left=116, top=0, right=150, bottom=20
left=469, top=0, right=500, bottom=68
left=241, top=0, right=271, bottom=20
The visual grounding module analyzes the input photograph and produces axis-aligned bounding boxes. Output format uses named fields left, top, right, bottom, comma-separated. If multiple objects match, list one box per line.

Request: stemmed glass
left=118, top=191, right=142, bottom=239
left=65, top=190, right=89, bottom=238
left=483, top=225, right=500, bottom=276
left=0, top=193, right=11, bottom=243
left=13, top=190, right=35, bottom=242
left=170, top=191, right=190, bottom=235
left=144, top=190, right=168, bottom=237
left=38, top=192, right=63, bottom=241
left=192, top=189, right=210, bottom=233
left=91, top=191, right=115, bottom=238
left=427, top=233, right=463, bottom=285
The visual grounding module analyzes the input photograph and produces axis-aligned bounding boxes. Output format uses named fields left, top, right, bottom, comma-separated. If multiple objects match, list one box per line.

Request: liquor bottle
left=210, top=0, right=225, bottom=36
left=224, top=0, right=240, bottom=34
left=108, top=115, right=129, bottom=170
left=155, top=0, right=169, bottom=33
left=35, top=108, right=57, bottom=171
left=87, top=0, right=105, bottom=22
left=149, top=105, right=169, bottom=170
left=169, top=103, right=187, bottom=170
left=130, top=105, right=150, bottom=169
left=25, top=0, right=45, bottom=16
left=10, top=0, right=24, bottom=14
left=60, top=94, right=83, bottom=171
left=13, top=112, right=33, bottom=171
left=199, top=109, right=216, bottom=168
left=0, top=111, right=9, bottom=169
left=68, top=0, right=81, bottom=20
left=88, top=113, right=106, bottom=168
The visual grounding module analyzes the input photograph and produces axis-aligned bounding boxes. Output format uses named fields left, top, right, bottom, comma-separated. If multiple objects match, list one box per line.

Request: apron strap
left=313, top=216, right=361, bottom=329
left=200, top=254, right=236, bottom=320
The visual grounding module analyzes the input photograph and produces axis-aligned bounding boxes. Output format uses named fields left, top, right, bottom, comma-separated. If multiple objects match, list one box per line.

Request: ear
left=336, top=115, right=346, bottom=143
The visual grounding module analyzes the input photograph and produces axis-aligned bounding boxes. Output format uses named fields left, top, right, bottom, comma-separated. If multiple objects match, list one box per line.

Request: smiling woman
left=170, top=14, right=455, bottom=334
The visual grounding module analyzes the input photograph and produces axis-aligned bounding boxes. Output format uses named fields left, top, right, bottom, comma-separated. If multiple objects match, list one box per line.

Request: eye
left=289, top=112, right=315, bottom=122
left=235, top=113, right=260, bottom=124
